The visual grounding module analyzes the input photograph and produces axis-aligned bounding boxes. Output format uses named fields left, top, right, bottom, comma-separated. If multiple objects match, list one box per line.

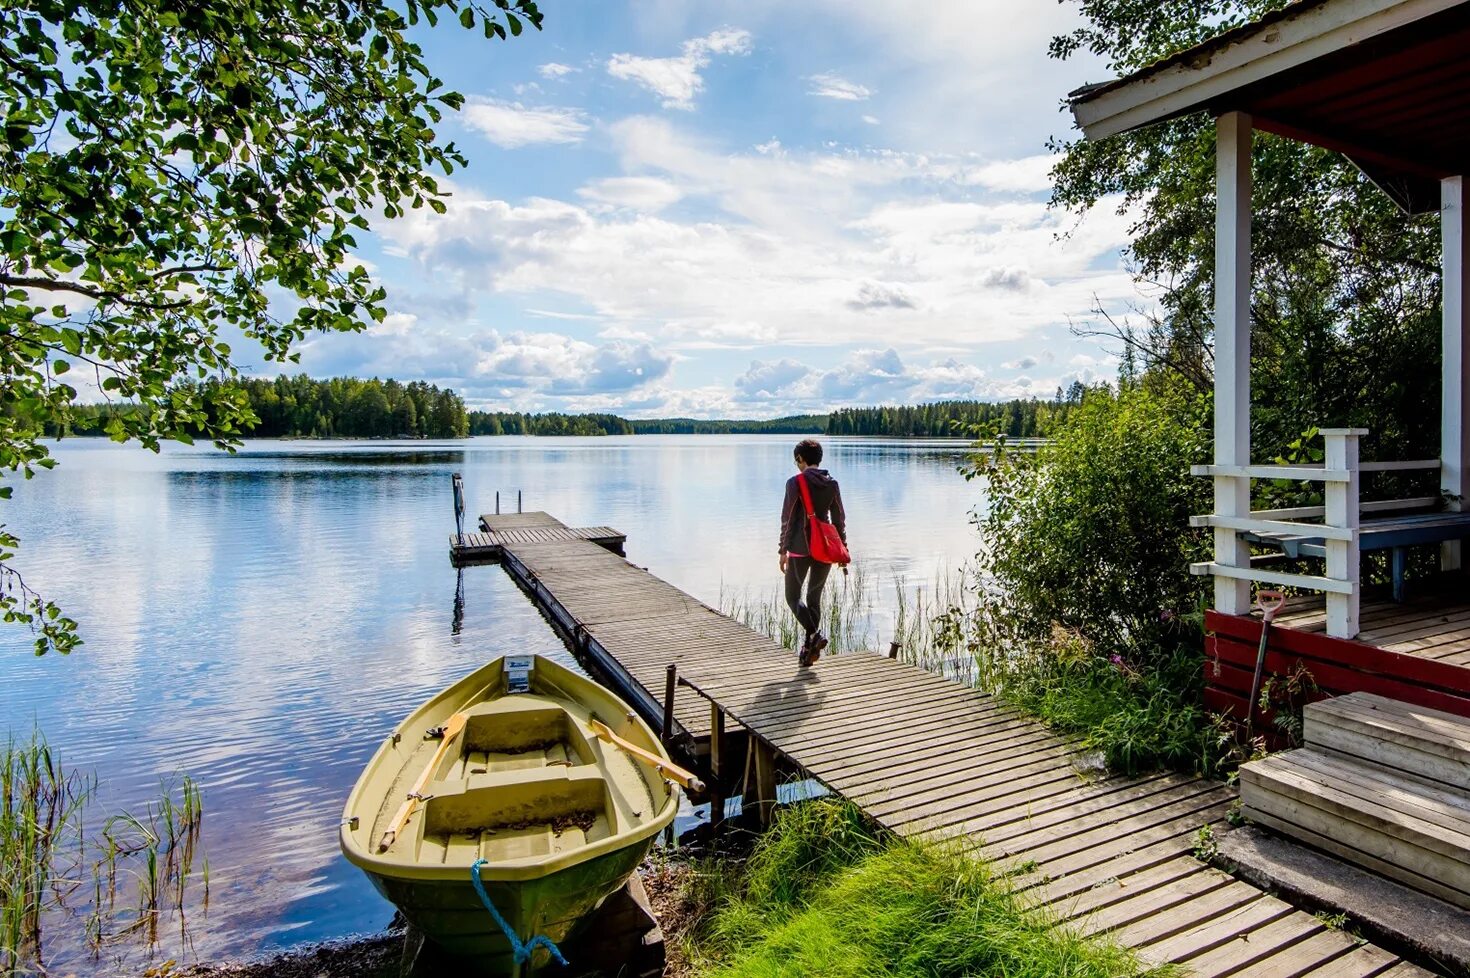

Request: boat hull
left=366, top=835, right=653, bottom=972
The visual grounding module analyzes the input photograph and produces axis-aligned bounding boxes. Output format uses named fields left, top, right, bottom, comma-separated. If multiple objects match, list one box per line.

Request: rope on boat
left=470, top=858, right=569, bottom=968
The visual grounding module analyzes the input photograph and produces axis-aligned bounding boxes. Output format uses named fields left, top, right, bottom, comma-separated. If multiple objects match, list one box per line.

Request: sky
left=282, top=0, right=1141, bottom=419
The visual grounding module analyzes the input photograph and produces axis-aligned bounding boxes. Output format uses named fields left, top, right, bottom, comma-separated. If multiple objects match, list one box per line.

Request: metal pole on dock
left=495, top=491, right=500, bottom=515
left=518, top=489, right=522, bottom=513
left=661, top=664, right=677, bottom=746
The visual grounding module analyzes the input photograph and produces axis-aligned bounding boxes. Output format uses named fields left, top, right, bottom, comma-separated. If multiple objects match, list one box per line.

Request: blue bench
left=1245, top=511, right=1470, bottom=602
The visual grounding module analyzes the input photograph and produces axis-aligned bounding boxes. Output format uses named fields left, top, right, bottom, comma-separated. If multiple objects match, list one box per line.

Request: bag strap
left=795, top=470, right=818, bottom=520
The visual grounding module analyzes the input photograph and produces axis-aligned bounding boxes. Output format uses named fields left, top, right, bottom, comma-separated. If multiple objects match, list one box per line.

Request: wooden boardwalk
left=485, top=513, right=1436, bottom=978
left=451, top=512, right=625, bottom=566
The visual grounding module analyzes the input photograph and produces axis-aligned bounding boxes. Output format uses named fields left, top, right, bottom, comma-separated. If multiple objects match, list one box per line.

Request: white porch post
left=1214, top=111, right=1253, bottom=615
left=1444, top=176, right=1469, bottom=571
left=1322, top=429, right=1364, bottom=638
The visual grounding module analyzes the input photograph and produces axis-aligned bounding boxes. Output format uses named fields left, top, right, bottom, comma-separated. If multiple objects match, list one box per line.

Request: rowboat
left=340, top=654, right=692, bottom=974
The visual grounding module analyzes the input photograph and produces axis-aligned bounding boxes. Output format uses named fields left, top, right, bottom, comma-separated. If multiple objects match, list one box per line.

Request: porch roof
left=1067, top=0, right=1470, bottom=213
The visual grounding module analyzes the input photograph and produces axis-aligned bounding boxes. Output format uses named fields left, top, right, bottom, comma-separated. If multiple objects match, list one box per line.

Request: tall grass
left=684, top=799, right=1166, bottom=978
left=93, top=774, right=208, bottom=947
left=0, top=731, right=208, bottom=976
left=1, top=731, right=94, bottom=977
left=720, top=564, right=977, bottom=677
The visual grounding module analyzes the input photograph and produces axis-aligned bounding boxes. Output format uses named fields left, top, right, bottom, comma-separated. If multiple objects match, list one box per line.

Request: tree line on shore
left=38, top=378, right=1076, bottom=440
left=48, top=377, right=470, bottom=439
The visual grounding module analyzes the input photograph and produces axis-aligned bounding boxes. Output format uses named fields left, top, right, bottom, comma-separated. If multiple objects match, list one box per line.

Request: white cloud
left=962, top=154, right=1059, bottom=194
left=846, top=281, right=916, bottom=312
left=861, top=114, right=880, bottom=125
left=294, top=322, right=673, bottom=401
left=606, top=28, right=753, bottom=110
left=807, top=72, right=872, bottom=101
left=461, top=98, right=589, bottom=148
left=577, top=176, right=684, bottom=212
left=538, top=62, right=576, bottom=79
left=380, top=125, right=1141, bottom=363
left=731, top=348, right=1042, bottom=408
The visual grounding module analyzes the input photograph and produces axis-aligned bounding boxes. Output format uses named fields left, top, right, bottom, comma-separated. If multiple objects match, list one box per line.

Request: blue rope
left=470, top=858, right=569, bottom=968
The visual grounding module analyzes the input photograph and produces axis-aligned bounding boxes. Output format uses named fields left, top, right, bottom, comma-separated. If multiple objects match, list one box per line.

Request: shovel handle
left=1254, top=588, right=1287, bottom=623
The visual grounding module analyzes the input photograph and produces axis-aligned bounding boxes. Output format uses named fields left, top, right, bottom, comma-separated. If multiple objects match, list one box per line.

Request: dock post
left=709, top=703, right=725, bottom=831
left=752, top=740, right=778, bottom=827
left=451, top=472, right=465, bottom=542
left=661, top=664, right=677, bottom=745
left=495, top=491, right=500, bottom=515
left=518, top=490, right=522, bottom=513
left=888, top=641, right=901, bottom=660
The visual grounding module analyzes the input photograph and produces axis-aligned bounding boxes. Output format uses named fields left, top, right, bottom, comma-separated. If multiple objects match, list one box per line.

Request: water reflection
left=0, top=435, right=985, bottom=972
left=452, top=567, right=465, bottom=637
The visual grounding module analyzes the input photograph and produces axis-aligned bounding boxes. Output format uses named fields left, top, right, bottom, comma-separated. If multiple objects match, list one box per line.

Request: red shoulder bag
left=795, top=473, right=850, bottom=566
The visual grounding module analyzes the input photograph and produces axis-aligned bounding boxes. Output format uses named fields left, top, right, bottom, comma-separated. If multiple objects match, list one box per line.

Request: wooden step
left=1306, top=691, right=1470, bottom=789
left=1239, top=747, right=1470, bottom=910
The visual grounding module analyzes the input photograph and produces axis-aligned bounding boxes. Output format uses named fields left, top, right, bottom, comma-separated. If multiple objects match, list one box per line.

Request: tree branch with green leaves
left=1, top=0, right=544, bottom=654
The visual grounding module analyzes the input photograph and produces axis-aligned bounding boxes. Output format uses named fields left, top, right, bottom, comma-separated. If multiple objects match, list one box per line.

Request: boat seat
left=423, top=765, right=617, bottom=836
left=458, top=697, right=597, bottom=766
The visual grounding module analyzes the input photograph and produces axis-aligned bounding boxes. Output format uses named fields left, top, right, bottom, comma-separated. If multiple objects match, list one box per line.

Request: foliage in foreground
left=0, top=0, right=542, bottom=653
left=948, top=385, right=1224, bottom=774
left=682, top=800, right=1163, bottom=978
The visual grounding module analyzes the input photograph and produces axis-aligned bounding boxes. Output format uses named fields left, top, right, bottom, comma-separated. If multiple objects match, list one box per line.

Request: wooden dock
left=450, top=512, right=625, bottom=566
left=479, top=512, right=1435, bottom=977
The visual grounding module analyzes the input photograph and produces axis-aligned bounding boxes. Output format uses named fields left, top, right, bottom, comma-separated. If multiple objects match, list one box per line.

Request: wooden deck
left=449, top=513, right=625, bottom=566
left=1274, top=579, right=1470, bottom=668
left=485, top=512, right=1436, bottom=977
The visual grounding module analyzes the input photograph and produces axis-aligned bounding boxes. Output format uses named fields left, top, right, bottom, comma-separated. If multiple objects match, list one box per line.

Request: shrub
left=948, top=386, right=1222, bottom=774
left=972, top=386, right=1210, bottom=658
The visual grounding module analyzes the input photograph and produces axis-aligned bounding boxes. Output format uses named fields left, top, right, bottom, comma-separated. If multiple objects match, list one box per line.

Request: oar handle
left=589, top=719, right=706, bottom=793
left=377, top=713, right=469, bottom=852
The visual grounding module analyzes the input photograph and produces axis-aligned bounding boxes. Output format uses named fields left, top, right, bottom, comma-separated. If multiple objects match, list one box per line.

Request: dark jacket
left=780, top=468, right=847, bottom=555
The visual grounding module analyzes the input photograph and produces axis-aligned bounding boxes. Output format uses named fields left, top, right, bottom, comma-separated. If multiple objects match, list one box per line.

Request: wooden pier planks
left=488, top=512, right=1435, bottom=978
left=493, top=528, right=794, bottom=742
left=450, top=513, right=627, bottom=566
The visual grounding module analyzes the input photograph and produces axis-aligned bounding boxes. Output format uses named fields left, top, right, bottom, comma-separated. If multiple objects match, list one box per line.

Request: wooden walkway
left=451, top=512, right=625, bottom=566
left=485, top=512, right=1437, bottom=978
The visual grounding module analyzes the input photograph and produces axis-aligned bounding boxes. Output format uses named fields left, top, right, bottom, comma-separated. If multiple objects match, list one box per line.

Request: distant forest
left=42, top=377, right=1083, bottom=440
left=826, top=397, right=1071, bottom=438
left=53, top=376, right=469, bottom=439
left=468, top=411, right=826, bottom=436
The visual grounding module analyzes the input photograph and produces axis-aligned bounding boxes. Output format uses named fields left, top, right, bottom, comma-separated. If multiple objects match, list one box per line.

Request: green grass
left=1, top=730, right=94, bottom=976
left=683, top=800, right=1168, bottom=978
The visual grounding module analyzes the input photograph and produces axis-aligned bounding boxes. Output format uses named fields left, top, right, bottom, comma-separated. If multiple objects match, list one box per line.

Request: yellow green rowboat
left=340, top=654, right=680, bottom=974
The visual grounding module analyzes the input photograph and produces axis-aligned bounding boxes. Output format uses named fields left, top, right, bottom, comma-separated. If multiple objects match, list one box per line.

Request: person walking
left=779, top=438, right=848, bottom=666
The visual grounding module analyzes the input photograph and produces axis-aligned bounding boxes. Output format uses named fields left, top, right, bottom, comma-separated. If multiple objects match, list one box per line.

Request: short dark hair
left=794, top=438, right=823, bottom=465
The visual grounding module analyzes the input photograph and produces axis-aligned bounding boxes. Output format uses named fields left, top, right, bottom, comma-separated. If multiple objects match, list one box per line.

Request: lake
left=0, top=435, right=987, bottom=973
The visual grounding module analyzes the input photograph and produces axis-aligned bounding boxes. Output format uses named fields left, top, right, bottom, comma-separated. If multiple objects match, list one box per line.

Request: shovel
left=1245, top=589, right=1286, bottom=740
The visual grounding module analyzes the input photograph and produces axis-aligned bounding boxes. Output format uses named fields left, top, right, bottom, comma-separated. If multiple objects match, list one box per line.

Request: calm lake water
left=0, top=435, right=986, bottom=973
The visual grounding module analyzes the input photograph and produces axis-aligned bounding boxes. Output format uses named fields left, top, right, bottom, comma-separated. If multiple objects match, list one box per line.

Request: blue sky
left=288, top=1, right=1142, bottom=418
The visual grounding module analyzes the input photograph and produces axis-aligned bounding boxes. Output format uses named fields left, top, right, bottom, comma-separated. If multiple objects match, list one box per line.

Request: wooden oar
left=588, top=718, right=706, bottom=793
left=377, top=712, right=468, bottom=853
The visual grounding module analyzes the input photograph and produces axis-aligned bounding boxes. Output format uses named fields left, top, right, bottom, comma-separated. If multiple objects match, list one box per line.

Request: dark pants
left=784, top=556, right=832, bottom=638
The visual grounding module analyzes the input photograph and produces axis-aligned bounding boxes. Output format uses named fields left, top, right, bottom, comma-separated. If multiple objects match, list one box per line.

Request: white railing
left=1187, top=428, right=1441, bottom=638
